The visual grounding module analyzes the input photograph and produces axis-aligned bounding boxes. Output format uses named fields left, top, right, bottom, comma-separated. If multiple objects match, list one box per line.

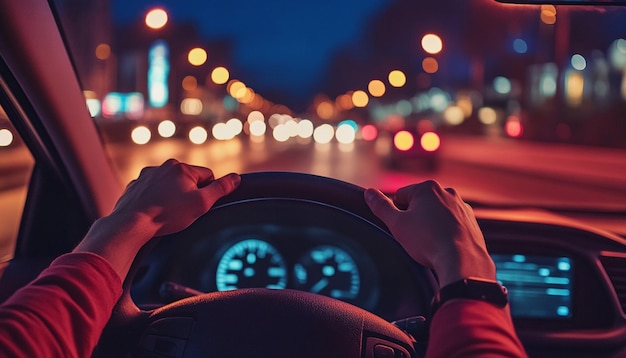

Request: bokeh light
left=352, top=90, right=369, bottom=107
left=421, top=34, right=443, bottom=54
left=478, top=107, right=498, bottom=125
left=131, top=126, right=151, bottom=145
left=422, top=57, right=439, bottom=74
left=420, top=132, right=440, bottom=152
left=541, top=5, right=556, bottom=25
left=211, top=67, right=230, bottom=85
left=505, top=116, right=523, bottom=137
left=180, top=98, right=203, bottom=115
left=571, top=54, right=586, bottom=71
left=443, top=106, right=465, bottom=125
left=394, top=131, right=414, bottom=151
left=157, top=120, right=176, bottom=138
left=493, top=76, right=511, bottom=95
left=368, top=80, right=386, bottom=97
left=249, top=120, right=267, bottom=136
left=0, top=129, right=13, bottom=147
left=513, top=38, right=528, bottom=54
left=188, top=48, right=207, bottom=66
left=335, top=124, right=356, bottom=144
left=297, top=119, right=314, bottom=138
left=273, top=124, right=290, bottom=142
left=145, top=8, right=168, bottom=30
left=313, top=124, right=334, bottom=144
left=182, top=76, right=197, bottom=91
left=388, top=70, right=407, bottom=88
left=95, top=43, right=111, bottom=60
left=360, top=124, right=378, bottom=141
left=189, top=126, right=208, bottom=144
left=316, top=101, right=334, bottom=119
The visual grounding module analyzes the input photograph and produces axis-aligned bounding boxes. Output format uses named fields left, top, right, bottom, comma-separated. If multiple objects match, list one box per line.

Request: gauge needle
left=310, top=278, right=329, bottom=293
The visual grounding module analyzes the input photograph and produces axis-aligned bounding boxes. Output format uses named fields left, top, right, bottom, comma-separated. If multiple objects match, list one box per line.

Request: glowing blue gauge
left=216, top=239, right=287, bottom=291
left=293, top=245, right=360, bottom=300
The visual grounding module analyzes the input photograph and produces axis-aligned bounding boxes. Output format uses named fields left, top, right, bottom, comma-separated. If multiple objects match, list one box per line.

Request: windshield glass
left=52, top=0, right=626, bottom=212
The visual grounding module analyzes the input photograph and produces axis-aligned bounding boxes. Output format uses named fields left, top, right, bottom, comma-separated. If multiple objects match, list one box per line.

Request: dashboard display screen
left=491, top=254, right=573, bottom=319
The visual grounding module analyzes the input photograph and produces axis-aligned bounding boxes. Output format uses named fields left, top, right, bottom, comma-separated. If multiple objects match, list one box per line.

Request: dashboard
left=127, top=172, right=626, bottom=356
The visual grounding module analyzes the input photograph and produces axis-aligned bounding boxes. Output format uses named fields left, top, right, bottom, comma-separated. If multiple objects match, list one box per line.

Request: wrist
left=433, top=250, right=496, bottom=287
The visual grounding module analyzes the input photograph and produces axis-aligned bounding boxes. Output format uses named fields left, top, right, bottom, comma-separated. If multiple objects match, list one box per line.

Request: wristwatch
left=430, top=277, right=508, bottom=315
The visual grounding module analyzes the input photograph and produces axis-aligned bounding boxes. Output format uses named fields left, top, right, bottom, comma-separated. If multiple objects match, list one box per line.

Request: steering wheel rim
left=97, top=172, right=434, bottom=357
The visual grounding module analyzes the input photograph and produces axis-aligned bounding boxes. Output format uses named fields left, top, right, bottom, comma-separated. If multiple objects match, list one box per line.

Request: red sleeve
left=427, top=300, right=528, bottom=358
left=0, top=252, right=122, bottom=357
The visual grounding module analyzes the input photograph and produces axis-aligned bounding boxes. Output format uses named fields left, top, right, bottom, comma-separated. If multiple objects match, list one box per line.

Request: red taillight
left=420, top=132, right=440, bottom=152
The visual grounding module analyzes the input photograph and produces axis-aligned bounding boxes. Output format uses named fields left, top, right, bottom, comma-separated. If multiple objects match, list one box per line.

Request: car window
left=0, top=104, right=34, bottom=264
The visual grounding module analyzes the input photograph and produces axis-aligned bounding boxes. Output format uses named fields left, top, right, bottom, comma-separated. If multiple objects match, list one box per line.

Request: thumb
left=365, top=188, right=399, bottom=224
left=198, top=173, right=241, bottom=209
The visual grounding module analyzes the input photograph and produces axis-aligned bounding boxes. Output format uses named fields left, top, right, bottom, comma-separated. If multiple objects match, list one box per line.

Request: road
left=1, top=133, right=625, bottom=257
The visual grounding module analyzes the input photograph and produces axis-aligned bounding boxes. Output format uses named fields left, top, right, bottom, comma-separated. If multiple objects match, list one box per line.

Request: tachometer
left=216, top=239, right=287, bottom=291
left=293, top=245, right=360, bottom=300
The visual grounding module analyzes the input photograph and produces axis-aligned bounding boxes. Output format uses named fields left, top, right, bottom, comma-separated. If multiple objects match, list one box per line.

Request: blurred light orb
left=188, top=48, right=207, bottom=66
left=211, top=67, right=230, bottom=85
left=313, top=124, right=334, bottom=144
left=297, top=119, right=314, bottom=138
left=388, top=70, right=407, bottom=88
left=422, top=57, right=439, bottom=74
left=316, top=101, right=334, bottom=119
left=145, top=8, right=168, bottom=30
left=158, top=120, right=176, bottom=138
left=478, top=107, right=498, bottom=125
left=368, top=80, right=386, bottom=97
left=182, top=76, right=197, bottom=91
left=609, top=39, right=626, bottom=69
left=571, top=54, right=587, bottom=71
left=131, top=126, right=151, bottom=145
left=493, top=76, right=512, bottom=95
left=227, top=118, right=243, bottom=136
left=420, top=132, right=440, bottom=152
left=505, top=117, right=523, bottom=138
left=443, top=106, right=465, bottom=125
left=180, top=98, right=203, bottom=115
left=513, top=38, right=528, bottom=54
left=228, top=81, right=246, bottom=98
left=285, top=119, right=299, bottom=137
left=189, top=126, right=208, bottom=144
left=0, top=129, right=13, bottom=147
left=360, top=124, right=378, bottom=141
left=95, top=43, right=111, bottom=60
left=395, top=100, right=413, bottom=116
left=247, top=110, right=264, bottom=123
left=272, top=124, right=290, bottom=142
left=352, top=90, right=369, bottom=107
left=335, top=124, right=356, bottom=144
left=249, top=120, right=267, bottom=136
left=541, top=5, right=557, bottom=25
left=393, top=131, right=414, bottom=151
left=421, top=34, right=443, bottom=55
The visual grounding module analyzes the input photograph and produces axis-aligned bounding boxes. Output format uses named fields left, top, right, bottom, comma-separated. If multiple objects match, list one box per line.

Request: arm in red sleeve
left=427, top=300, right=528, bottom=358
left=0, top=252, right=122, bottom=357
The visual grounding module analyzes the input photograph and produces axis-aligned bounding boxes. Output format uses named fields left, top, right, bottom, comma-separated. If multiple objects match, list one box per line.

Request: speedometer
left=215, top=239, right=287, bottom=291
left=293, top=245, right=360, bottom=300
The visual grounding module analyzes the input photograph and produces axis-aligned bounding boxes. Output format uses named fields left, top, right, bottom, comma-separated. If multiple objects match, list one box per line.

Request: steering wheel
left=95, top=172, right=436, bottom=357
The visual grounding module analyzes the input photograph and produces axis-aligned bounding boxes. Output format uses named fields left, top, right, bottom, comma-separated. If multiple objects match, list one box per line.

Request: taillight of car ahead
left=420, top=132, right=440, bottom=152
left=393, top=130, right=414, bottom=151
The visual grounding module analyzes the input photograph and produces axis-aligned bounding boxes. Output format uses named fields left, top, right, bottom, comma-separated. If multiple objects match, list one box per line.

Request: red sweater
left=0, top=253, right=121, bottom=357
left=0, top=253, right=526, bottom=357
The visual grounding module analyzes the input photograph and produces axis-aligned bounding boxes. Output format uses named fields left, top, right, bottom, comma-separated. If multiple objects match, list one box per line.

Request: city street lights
left=145, top=8, right=168, bottom=30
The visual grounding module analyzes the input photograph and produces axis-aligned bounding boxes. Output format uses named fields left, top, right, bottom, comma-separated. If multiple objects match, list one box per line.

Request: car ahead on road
left=377, top=115, right=441, bottom=171
left=1, top=0, right=626, bottom=357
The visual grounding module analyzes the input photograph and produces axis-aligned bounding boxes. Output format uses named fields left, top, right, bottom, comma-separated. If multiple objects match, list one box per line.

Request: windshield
left=52, top=0, right=626, bottom=213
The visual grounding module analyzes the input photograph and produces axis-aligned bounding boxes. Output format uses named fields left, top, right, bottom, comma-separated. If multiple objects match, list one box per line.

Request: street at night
left=3, top=132, right=624, bottom=256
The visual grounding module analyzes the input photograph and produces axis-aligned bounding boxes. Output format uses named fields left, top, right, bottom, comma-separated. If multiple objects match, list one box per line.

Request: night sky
left=112, top=0, right=391, bottom=107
